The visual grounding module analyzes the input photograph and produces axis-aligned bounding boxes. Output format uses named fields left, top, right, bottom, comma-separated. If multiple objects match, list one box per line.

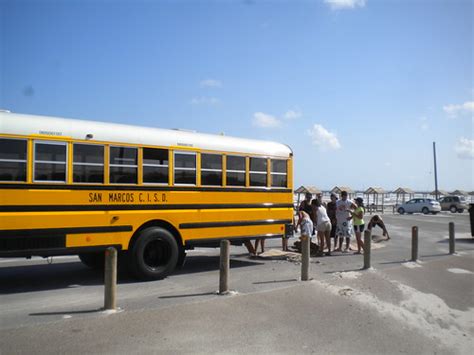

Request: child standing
left=352, top=197, right=365, bottom=254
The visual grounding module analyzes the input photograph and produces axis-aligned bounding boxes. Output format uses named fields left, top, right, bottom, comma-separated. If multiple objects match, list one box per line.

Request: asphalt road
left=1, top=212, right=473, bottom=354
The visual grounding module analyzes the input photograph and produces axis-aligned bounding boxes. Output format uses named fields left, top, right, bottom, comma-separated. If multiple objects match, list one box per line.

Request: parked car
left=438, top=196, right=468, bottom=213
left=397, top=198, right=441, bottom=214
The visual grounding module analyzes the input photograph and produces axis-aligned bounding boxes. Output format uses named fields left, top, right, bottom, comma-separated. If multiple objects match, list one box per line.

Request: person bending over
left=367, top=215, right=390, bottom=240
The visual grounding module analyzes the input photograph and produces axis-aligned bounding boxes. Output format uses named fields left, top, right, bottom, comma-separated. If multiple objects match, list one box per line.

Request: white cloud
left=307, top=124, right=341, bottom=150
left=190, top=97, right=220, bottom=105
left=455, top=137, right=474, bottom=159
left=252, top=112, right=281, bottom=128
left=324, top=0, right=366, bottom=10
left=283, top=109, right=302, bottom=120
left=443, top=101, right=474, bottom=118
left=419, top=116, right=429, bottom=131
left=200, top=79, right=222, bottom=88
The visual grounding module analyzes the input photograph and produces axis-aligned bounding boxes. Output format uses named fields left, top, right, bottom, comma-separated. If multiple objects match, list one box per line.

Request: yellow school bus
left=0, top=111, right=294, bottom=280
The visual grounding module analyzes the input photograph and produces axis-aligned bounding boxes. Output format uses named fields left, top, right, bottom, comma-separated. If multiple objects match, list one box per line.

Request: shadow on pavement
left=378, top=260, right=408, bottom=265
left=253, top=278, right=297, bottom=285
left=174, top=255, right=263, bottom=276
left=437, top=238, right=474, bottom=244
left=419, top=253, right=450, bottom=258
left=159, top=292, right=216, bottom=299
left=30, top=309, right=102, bottom=316
left=324, top=268, right=364, bottom=274
left=0, top=255, right=263, bottom=295
left=0, top=262, right=111, bottom=295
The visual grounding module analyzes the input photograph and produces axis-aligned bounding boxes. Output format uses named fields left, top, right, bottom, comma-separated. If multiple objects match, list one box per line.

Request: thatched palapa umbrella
left=393, top=187, right=414, bottom=205
left=294, top=185, right=322, bottom=207
left=364, top=187, right=385, bottom=214
left=330, top=186, right=354, bottom=199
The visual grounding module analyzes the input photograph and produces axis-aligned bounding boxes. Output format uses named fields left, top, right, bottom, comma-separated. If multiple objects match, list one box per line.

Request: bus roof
left=0, top=112, right=292, bottom=158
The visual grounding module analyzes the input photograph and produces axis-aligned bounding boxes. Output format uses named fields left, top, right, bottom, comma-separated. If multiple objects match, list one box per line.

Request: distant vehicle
left=438, top=196, right=468, bottom=213
left=397, top=198, right=441, bottom=215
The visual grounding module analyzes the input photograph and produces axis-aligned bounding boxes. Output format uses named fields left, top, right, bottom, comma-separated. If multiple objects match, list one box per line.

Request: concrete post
left=301, top=235, right=310, bottom=281
left=363, top=230, right=371, bottom=269
left=219, top=240, right=230, bottom=294
left=449, top=222, right=455, bottom=254
left=104, top=247, right=117, bottom=310
left=411, top=226, right=418, bottom=262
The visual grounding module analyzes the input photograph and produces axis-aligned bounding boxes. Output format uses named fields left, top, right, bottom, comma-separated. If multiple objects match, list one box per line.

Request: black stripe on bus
left=179, top=219, right=292, bottom=229
left=0, top=203, right=294, bottom=213
left=0, top=226, right=133, bottom=238
left=185, top=233, right=284, bottom=246
left=0, top=183, right=291, bottom=193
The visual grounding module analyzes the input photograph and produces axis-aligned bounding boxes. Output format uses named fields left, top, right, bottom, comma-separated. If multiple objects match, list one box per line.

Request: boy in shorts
left=335, top=191, right=357, bottom=252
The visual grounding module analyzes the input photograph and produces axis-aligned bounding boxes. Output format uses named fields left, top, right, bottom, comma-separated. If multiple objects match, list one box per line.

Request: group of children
left=243, top=190, right=390, bottom=256
left=295, top=191, right=390, bottom=256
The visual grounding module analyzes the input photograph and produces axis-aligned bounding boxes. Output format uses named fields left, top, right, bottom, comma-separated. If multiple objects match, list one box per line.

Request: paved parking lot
left=1, top=212, right=473, bottom=354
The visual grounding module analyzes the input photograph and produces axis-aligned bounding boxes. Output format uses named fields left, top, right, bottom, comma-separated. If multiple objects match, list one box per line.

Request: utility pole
left=433, top=142, right=439, bottom=200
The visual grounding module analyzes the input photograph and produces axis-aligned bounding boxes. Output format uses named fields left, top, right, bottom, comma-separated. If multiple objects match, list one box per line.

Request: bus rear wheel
left=128, top=227, right=179, bottom=280
left=78, top=252, right=104, bottom=270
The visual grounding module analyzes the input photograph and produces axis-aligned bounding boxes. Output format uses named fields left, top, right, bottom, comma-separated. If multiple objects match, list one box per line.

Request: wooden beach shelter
left=393, top=187, right=414, bottom=204
left=451, top=189, right=468, bottom=196
left=430, top=189, right=449, bottom=199
left=330, top=186, right=354, bottom=199
left=364, top=187, right=385, bottom=214
left=294, top=185, right=322, bottom=208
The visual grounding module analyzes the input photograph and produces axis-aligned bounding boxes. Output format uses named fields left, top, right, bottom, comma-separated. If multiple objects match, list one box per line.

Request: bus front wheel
left=128, top=227, right=179, bottom=280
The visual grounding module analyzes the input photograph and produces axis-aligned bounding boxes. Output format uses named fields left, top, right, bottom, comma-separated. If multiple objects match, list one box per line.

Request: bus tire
left=78, top=252, right=104, bottom=270
left=128, top=227, right=179, bottom=280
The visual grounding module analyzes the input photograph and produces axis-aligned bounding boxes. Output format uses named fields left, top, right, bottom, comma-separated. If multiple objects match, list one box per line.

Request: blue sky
left=1, top=0, right=472, bottom=191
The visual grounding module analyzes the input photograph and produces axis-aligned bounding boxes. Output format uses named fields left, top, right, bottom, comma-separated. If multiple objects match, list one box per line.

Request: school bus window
left=110, top=146, right=137, bottom=184
left=226, top=155, right=245, bottom=186
left=201, top=153, right=222, bottom=186
left=34, top=141, right=67, bottom=182
left=174, top=152, right=196, bottom=185
left=143, top=148, right=168, bottom=184
left=271, top=159, right=287, bottom=188
left=73, top=144, right=104, bottom=183
left=249, top=157, right=267, bottom=187
left=0, top=138, right=27, bottom=182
